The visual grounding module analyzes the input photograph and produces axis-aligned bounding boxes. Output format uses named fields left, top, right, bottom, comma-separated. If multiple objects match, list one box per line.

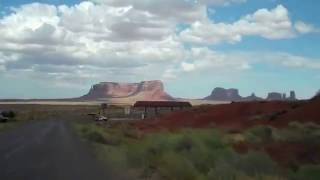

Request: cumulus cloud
left=92, top=0, right=208, bottom=23
left=294, top=21, right=319, bottom=34
left=262, top=52, right=320, bottom=69
left=161, top=47, right=254, bottom=80
left=163, top=48, right=320, bottom=80
left=197, top=0, right=246, bottom=6
left=181, top=62, right=196, bottom=72
left=0, top=1, right=318, bottom=90
left=0, top=2, right=186, bottom=76
left=180, top=5, right=317, bottom=45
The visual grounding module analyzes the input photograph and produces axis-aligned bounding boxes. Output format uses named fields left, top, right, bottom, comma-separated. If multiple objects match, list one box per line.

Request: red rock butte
left=81, top=80, right=173, bottom=101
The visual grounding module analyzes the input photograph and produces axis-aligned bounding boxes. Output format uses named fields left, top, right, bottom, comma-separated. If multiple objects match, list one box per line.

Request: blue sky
left=0, top=0, right=319, bottom=99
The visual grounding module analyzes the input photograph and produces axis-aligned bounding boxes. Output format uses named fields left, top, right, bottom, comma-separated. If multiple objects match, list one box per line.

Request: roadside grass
left=0, top=104, right=99, bottom=132
left=243, top=122, right=320, bottom=179
left=74, top=122, right=286, bottom=180
left=0, top=121, right=24, bottom=132
left=289, top=165, right=320, bottom=180
left=244, top=121, right=320, bottom=145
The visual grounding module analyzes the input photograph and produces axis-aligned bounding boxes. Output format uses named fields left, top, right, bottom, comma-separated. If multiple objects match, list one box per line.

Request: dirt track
left=0, top=120, right=120, bottom=180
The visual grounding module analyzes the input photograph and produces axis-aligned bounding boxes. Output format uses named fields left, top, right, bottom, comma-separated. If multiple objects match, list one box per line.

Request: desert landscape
left=1, top=80, right=320, bottom=180
left=1, top=0, right=320, bottom=180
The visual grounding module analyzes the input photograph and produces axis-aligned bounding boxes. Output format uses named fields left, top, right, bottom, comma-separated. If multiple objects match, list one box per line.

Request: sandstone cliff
left=204, top=87, right=297, bottom=102
left=204, top=87, right=242, bottom=101
left=81, top=80, right=173, bottom=101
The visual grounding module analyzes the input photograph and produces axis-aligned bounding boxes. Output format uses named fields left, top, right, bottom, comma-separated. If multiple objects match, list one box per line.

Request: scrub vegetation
left=74, top=121, right=320, bottom=180
left=0, top=104, right=98, bottom=132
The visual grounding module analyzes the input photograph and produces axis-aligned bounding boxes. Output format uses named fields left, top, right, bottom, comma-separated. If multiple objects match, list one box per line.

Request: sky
left=0, top=0, right=319, bottom=99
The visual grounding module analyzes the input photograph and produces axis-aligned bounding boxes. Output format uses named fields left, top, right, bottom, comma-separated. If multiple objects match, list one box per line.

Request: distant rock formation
left=242, top=93, right=264, bottom=101
left=204, top=87, right=298, bottom=102
left=81, top=80, right=173, bottom=101
left=204, top=87, right=242, bottom=101
left=266, top=91, right=297, bottom=101
left=288, top=91, right=297, bottom=101
left=313, top=90, right=320, bottom=100
left=266, top=92, right=283, bottom=101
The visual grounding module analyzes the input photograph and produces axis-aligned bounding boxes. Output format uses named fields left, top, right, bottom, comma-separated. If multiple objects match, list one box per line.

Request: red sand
left=265, top=142, right=320, bottom=168
left=136, top=98, right=320, bottom=131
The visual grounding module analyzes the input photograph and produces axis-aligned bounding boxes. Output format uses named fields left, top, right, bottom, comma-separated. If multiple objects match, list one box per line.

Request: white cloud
left=180, top=5, right=317, bottom=45
left=294, top=21, right=319, bottom=34
left=0, top=2, right=186, bottom=73
left=197, top=0, right=247, bottom=6
left=92, top=0, right=208, bottom=23
left=163, top=48, right=320, bottom=80
left=181, top=62, right=196, bottom=72
left=264, top=52, right=320, bottom=69
left=185, top=47, right=253, bottom=71
left=0, top=1, right=318, bottom=90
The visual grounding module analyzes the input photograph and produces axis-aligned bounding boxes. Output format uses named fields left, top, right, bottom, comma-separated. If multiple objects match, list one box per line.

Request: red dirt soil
left=265, top=142, right=320, bottom=168
left=136, top=98, right=320, bottom=131
left=136, top=97, right=320, bottom=169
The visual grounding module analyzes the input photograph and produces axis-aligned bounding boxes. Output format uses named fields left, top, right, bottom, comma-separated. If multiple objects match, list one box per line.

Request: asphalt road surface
left=0, top=120, right=120, bottom=180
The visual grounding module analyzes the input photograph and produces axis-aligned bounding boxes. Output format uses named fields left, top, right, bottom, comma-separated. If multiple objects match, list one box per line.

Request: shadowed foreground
left=0, top=120, right=117, bottom=180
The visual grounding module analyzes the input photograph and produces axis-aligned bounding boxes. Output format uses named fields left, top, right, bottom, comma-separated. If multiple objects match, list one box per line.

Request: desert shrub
left=277, top=122, right=320, bottom=144
left=206, top=150, right=280, bottom=180
left=157, top=152, right=199, bottom=180
left=207, top=151, right=241, bottom=180
left=175, top=136, right=194, bottom=152
left=126, top=129, right=282, bottom=179
left=125, top=131, right=180, bottom=169
left=290, top=165, right=320, bottom=180
left=1, top=110, right=16, bottom=118
left=245, top=126, right=274, bottom=144
left=119, top=124, right=141, bottom=139
left=125, top=141, right=156, bottom=168
left=236, top=151, right=278, bottom=177
left=95, top=144, right=128, bottom=171
left=176, top=129, right=228, bottom=174
left=77, top=124, right=122, bottom=145
left=75, top=124, right=283, bottom=180
left=182, top=141, right=227, bottom=174
left=125, top=133, right=201, bottom=179
left=85, top=129, right=106, bottom=144
left=125, top=129, right=228, bottom=178
left=208, top=171, right=284, bottom=180
left=207, top=165, right=240, bottom=180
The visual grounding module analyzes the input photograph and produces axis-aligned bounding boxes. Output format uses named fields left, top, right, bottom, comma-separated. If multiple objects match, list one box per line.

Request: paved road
left=0, top=120, right=119, bottom=180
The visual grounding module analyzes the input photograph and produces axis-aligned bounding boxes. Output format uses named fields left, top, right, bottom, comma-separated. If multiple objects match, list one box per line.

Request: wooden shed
left=133, top=101, right=192, bottom=119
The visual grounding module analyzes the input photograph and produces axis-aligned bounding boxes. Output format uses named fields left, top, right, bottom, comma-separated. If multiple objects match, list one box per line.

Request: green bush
left=277, top=122, right=320, bottom=144
left=1, top=110, right=16, bottom=118
left=176, top=130, right=227, bottom=174
left=207, top=156, right=241, bottom=180
left=206, top=150, right=279, bottom=180
left=236, top=151, right=278, bottom=177
left=290, top=165, right=320, bottom=180
left=85, top=130, right=106, bottom=144
left=75, top=124, right=283, bottom=180
left=77, top=124, right=122, bottom=145
left=245, top=126, right=274, bottom=144
left=124, top=129, right=229, bottom=178
left=158, top=152, right=199, bottom=180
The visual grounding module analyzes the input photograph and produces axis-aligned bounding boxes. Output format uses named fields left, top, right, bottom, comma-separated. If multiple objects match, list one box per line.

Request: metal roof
left=133, top=101, right=192, bottom=107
